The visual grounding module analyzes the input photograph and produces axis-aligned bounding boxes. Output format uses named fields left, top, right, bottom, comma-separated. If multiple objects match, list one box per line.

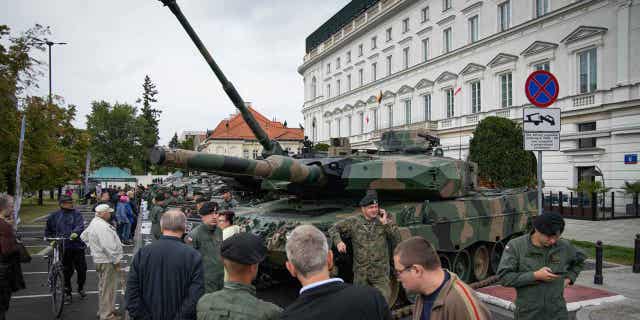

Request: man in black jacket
left=281, top=225, right=391, bottom=320
left=125, top=209, right=204, bottom=320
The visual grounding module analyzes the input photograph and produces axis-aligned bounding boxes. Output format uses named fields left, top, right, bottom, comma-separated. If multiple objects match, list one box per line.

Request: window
left=347, top=115, right=352, bottom=136
left=403, top=47, right=410, bottom=69
left=498, top=1, right=510, bottom=32
left=443, top=28, right=452, bottom=53
left=326, top=121, right=332, bottom=138
left=312, top=118, right=317, bottom=141
left=578, top=48, right=597, bottom=93
left=446, top=88, right=454, bottom=118
left=578, top=122, right=596, bottom=149
left=421, top=6, right=430, bottom=22
left=252, top=149, right=259, bottom=159
left=359, top=112, right=365, bottom=134
left=534, top=61, right=550, bottom=71
left=371, top=62, right=377, bottom=81
left=386, top=55, right=392, bottom=76
left=371, top=36, right=377, bottom=49
left=358, top=44, right=363, bottom=56
left=422, top=38, right=429, bottom=62
left=311, top=77, right=317, bottom=98
left=327, top=63, right=331, bottom=74
left=535, top=0, right=549, bottom=17
left=336, top=57, right=341, bottom=69
left=337, top=118, right=341, bottom=137
left=404, top=99, right=412, bottom=124
left=423, top=94, right=432, bottom=121
left=386, top=27, right=392, bottom=41
left=336, top=79, right=341, bottom=95
left=347, top=74, right=352, bottom=91
left=346, top=51, right=352, bottom=63
left=577, top=166, right=596, bottom=184
left=500, top=72, right=513, bottom=108
left=469, top=15, right=479, bottom=43
left=471, top=81, right=481, bottom=113
left=387, top=104, right=394, bottom=127
left=243, top=149, right=249, bottom=159
left=443, top=0, right=452, bottom=11
left=358, top=69, right=364, bottom=86
left=373, top=109, right=379, bottom=130
left=402, top=18, right=410, bottom=33
left=326, top=83, right=331, bottom=98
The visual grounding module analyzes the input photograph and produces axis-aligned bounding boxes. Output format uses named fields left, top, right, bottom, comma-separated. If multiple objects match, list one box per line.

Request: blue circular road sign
left=525, top=70, right=559, bottom=108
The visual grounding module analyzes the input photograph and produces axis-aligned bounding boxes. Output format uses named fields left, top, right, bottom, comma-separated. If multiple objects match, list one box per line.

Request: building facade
left=201, top=106, right=304, bottom=158
left=299, top=0, right=640, bottom=210
left=180, top=130, right=207, bottom=150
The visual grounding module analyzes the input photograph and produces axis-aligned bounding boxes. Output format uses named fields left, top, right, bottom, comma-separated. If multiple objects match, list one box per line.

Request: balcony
left=573, top=93, right=595, bottom=107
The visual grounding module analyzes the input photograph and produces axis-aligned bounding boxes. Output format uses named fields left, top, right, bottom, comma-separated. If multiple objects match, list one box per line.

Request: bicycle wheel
left=50, top=263, right=65, bottom=318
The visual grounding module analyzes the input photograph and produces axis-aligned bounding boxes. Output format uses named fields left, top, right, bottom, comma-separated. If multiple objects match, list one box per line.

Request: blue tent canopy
left=88, top=167, right=137, bottom=182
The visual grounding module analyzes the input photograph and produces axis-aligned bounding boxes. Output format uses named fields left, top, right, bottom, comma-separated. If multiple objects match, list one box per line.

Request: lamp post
left=33, top=38, right=67, bottom=103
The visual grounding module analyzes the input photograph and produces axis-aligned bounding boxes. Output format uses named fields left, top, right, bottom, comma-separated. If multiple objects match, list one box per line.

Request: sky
left=2, top=0, right=347, bottom=144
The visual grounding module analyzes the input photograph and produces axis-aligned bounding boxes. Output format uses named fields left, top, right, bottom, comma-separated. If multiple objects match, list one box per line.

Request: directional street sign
left=525, top=70, right=559, bottom=108
left=523, top=108, right=561, bottom=132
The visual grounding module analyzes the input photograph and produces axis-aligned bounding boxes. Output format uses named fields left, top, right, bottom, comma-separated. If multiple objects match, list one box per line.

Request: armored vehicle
left=155, top=0, right=538, bottom=306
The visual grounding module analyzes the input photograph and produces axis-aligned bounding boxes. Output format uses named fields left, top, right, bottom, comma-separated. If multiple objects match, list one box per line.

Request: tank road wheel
left=490, top=241, right=505, bottom=274
left=472, top=245, right=490, bottom=281
left=439, top=254, right=451, bottom=270
left=452, top=250, right=472, bottom=282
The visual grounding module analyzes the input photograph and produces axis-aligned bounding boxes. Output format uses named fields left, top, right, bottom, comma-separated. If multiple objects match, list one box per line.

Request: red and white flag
left=454, top=86, right=462, bottom=96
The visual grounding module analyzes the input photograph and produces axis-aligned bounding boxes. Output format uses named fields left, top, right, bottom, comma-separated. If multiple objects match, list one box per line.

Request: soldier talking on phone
left=328, top=189, right=402, bottom=304
left=497, top=212, right=586, bottom=320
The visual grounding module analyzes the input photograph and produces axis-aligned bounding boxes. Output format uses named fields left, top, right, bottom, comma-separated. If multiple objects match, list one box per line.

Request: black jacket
left=280, top=281, right=391, bottom=320
left=126, top=235, right=204, bottom=320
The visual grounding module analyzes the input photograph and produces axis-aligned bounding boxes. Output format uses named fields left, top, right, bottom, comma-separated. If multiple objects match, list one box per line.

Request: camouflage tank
left=155, top=0, right=538, bottom=306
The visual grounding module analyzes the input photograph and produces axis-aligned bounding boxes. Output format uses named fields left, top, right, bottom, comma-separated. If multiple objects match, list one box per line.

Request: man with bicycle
left=45, top=195, right=88, bottom=304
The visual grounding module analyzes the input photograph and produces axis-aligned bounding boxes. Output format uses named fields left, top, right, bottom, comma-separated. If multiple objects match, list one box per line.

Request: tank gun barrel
left=150, top=148, right=326, bottom=186
left=158, top=0, right=283, bottom=156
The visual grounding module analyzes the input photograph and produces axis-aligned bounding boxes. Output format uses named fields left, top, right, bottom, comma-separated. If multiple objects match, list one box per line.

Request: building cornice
left=436, top=15, right=456, bottom=26
left=461, top=1, right=483, bottom=14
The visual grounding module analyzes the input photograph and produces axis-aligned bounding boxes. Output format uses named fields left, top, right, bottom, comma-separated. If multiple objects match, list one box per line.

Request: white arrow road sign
left=523, top=108, right=561, bottom=132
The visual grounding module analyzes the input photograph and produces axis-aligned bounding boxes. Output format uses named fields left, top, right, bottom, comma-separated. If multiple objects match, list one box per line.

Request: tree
left=169, top=132, right=179, bottom=148
left=179, top=137, right=194, bottom=150
left=136, top=75, right=162, bottom=173
left=468, top=116, right=537, bottom=188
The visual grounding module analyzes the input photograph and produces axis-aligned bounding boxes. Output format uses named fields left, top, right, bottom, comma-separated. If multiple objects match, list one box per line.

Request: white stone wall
left=203, top=140, right=303, bottom=158
left=299, top=0, right=640, bottom=207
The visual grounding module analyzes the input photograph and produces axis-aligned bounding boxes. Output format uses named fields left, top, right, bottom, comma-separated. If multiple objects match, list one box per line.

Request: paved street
left=563, top=218, right=640, bottom=248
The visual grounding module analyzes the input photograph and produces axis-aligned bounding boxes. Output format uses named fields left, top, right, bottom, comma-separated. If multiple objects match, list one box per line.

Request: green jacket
left=149, top=204, right=166, bottom=240
left=328, top=214, right=401, bottom=281
left=197, top=281, right=281, bottom=320
left=189, top=224, right=224, bottom=293
left=497, top=233, right=586, bottom=320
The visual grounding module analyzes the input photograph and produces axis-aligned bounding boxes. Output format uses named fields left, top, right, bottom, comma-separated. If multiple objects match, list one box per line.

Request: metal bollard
left=594, top=240, right=603, bottom=285
left=633, top=234, right=640, bottom=273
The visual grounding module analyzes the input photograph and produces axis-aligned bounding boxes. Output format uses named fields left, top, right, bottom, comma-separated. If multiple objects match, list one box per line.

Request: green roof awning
left=88, top=167, right=137, bottom=182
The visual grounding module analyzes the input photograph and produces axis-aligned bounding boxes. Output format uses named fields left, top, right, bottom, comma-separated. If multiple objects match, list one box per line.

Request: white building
left=299, top=0, right=640, bottom=211
left=179, top=130, right=207, bottom=150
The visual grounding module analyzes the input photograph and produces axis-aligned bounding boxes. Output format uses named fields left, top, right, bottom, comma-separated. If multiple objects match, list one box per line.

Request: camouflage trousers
left=353, top=274, right=391, bottom=304
left=96, top=263, right=118, bottom=320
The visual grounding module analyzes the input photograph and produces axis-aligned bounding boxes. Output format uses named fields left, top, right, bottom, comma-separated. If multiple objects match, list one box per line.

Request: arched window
left=311, top=77, right=317, bottom=99
left=312, top=118, right=317, bottom=141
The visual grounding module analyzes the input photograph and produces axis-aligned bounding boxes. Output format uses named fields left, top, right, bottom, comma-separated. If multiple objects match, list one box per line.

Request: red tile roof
left=209, top=107, right=304, bottom=141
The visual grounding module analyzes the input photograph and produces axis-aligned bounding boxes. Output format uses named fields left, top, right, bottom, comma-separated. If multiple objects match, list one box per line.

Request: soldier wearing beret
left=186, top=202, right=224, bottom=293
left=497, top=212, right=586, bottom=320
left=150, top=193, right=167, bottom=240
left=328, top=190, right=402, bottom=303
left=196, top=233, right=282, bottom=320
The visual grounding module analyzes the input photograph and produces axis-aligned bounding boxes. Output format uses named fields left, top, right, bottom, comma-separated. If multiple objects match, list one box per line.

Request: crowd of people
left=0, top=185, right=587, bottom=320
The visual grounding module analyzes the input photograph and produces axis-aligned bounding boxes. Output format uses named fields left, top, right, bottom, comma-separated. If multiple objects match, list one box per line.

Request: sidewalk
left=563, top=218, right=640, bottom=248
left=574, top=264, right=640, bottom=319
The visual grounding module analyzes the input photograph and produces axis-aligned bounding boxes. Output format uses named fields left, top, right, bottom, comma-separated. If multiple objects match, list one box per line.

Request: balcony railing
left=573, top=93, right=595, bottom=107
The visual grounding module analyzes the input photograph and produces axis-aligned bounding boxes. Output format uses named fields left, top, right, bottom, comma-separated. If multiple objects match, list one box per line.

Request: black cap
left=221, top=233, right=266, bottom=265
left=58, top=195, right=73, bottom=203
left=199, top=201, right=219, bottom=215
left=359, top=190, right=378, bottom=207
left=220, top=186, right=231, bottom=194
left=533, top=212, right=565, bottom=236
left=195, top=197, right=208, bottom=204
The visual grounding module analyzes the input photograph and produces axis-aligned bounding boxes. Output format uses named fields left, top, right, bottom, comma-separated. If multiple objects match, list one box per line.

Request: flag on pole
left=365, top=115, right=369, bottom=124
left=376, top=90, right=383, bottom=105
left=454, top=86, right=462, bottom=96
left=13, top=114, right=26, bottom=227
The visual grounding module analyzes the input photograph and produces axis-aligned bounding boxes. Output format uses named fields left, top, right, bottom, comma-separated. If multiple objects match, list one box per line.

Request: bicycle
left=44, top=237, right=68, bottom=319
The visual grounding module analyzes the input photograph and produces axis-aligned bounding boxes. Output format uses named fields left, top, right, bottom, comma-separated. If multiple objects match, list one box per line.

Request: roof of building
left=208, top=107, right=304, bottom=141
left=306, top=0, right=379, bottom=53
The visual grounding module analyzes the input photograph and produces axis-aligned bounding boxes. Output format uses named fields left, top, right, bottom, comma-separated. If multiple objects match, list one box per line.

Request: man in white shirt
left=81, top=204, right=123, bottom=320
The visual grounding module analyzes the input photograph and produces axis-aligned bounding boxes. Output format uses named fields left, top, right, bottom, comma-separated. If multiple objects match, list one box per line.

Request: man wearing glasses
left=393, top=236, right=490, bottom=320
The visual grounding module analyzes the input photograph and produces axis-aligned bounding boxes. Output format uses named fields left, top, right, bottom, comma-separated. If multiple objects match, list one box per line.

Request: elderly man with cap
left=186, top=202, right=224, bottom=293
left=497, top=212, right=586, bottom=320
left=45, top=195, right=88, bottom=303
left=219, top=187, right=238, bottom=210
left=81, top=204, right=123, bottom=320
left=328, top=190, right=402, bottom=303
left=196, top=232, right=282, bottom=320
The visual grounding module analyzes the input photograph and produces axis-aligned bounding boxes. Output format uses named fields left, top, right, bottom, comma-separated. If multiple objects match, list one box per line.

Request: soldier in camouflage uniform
left=328, top=190, right=402, bottom=303
left=150, top=194, right=167, bottom=240
left=197, top=232, right=281, bottom=320
left=498, top=212, right=586, bottom=320
left=186, top=202, right=224, bottom=293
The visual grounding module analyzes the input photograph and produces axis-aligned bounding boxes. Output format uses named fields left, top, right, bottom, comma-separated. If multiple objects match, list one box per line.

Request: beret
left=359, top=190, right=378, bottom=207
left=154, top=194, right=166, bottom=201
left=221, top=232, right=266, bottom=265
left=199, top=201, right=219, bottom=215
left=533, top=212, right=565, bottom=236
left=195, top=197, right=209, bottom=204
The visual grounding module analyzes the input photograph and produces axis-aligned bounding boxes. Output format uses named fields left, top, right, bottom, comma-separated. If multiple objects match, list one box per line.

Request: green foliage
left=569, top=180, right=611, bottom=198
left=179, top=137, right=194, bottom=150
left=621, top=180, right=640, bottom=195
left=169, top=132, right=179, bottom=148
left=313, top=143, right=329, bottom=152
left=136, top=75, right=162, bottom=172
left=469, top=116, right=537, bottom=188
